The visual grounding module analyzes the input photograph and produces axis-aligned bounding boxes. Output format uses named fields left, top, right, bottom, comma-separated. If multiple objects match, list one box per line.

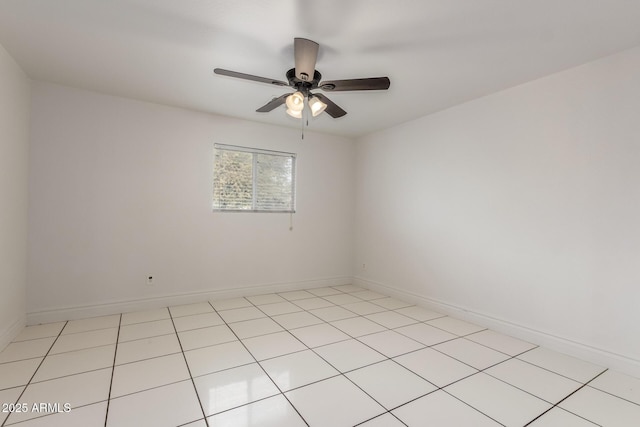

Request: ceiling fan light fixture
left=286, top=108, right=302, bottom=118
left=285, top=91, right=304, bottom=112
left=215, top=38, right=390, bottom=121
left=308, top=96, right=327, bottom=117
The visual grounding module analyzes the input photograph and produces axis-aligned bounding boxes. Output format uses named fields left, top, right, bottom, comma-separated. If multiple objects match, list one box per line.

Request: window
left=213, top=144, right=296, bottom=212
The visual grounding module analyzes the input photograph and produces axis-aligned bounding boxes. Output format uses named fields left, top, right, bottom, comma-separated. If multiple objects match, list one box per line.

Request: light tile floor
left=1, top=286, right=639, bottom=426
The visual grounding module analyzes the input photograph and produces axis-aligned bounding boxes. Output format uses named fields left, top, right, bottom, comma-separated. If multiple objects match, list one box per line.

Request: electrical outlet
left=146, top=276, right=154, bottom=286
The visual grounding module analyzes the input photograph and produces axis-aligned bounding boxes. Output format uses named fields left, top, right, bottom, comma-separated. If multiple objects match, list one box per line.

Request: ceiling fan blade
left=256, top=94, right=289, bottom=113
left=214, top=68, right=288, bottom=87
left=313, top=93, right=347, bottom=118
left=294, top=38, right=319, bottom=82
left=319, top=77, right=390, bottom=91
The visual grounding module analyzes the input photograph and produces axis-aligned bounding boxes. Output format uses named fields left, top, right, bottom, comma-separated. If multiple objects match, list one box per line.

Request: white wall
left=0, top=43, right=30, bottom=349
left=28, top=82, right=354, bottom=321
left=355, top=46, right=640, bottom=375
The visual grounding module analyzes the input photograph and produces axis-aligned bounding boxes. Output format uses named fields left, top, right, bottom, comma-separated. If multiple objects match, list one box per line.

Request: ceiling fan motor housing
left=286, top=68, right=322, bottom=95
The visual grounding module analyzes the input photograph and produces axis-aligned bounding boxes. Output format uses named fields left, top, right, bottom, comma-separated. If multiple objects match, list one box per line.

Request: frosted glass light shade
left=286, top=108, right=302, bottom=118
left=308, top=96, right=327, bottom=117
left=285, top=91, right=304, bottom=112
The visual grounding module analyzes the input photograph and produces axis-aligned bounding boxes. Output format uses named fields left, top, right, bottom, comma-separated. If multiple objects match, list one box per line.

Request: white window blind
left=213, top=144, right=296, bottom=212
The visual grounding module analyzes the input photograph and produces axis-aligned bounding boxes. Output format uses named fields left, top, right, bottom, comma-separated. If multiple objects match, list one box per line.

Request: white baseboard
left=0, top=315, right=26, bottom=353
left=353, top=276, right=640, bottom=378
left=26, top=276, right=352, bottom=325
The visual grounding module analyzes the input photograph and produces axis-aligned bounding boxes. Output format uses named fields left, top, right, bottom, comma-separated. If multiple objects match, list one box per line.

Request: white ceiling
left=1, top=0, right=640, bottom=137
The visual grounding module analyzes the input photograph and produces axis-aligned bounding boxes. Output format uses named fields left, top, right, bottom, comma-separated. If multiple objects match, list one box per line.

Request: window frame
left=212, top=143, right=297, bottom=213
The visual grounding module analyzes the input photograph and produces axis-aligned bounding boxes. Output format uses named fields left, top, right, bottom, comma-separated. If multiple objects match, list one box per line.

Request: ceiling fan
left=214, top=38, right=390, bottom=119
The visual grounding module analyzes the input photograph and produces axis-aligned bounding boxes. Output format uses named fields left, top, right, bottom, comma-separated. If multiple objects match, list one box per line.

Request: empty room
left=1, top=1, right=639, bottom=426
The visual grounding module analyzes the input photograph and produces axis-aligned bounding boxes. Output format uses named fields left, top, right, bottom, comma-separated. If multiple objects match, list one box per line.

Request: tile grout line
left=384, top=333, right=516, bottom=424
left=376, top=338, right=599, bottom=426
left=0, top=355, right=48, bottom=367
left=258, top=290, right=519, bottom=427
left=103, top=314, right=122, bottom=427
left=27, top=303, right=599, bottom=427
left=175, top=392, right=281, bottom=425
left=113, top=348, right=184, bottom=368
left=511, top=346, right=605, bottom=384
left=226, top=304, right=456, bottom=363
left=458, top=333, right=539, bottom=358
left=585, top=384, right=640, bottom=408
left=301, top=326, right=429, bottom=425
left=523, top=369, right=609, bottom=426
left=1, top=321, right=68, bottom=427
left=102, top=378, right=201, bottom=402
left=118, top=331, right=176, bottom=345
left=33, top=340, right=119, bottom=359
left=26, top=365, right=116, bottom=388
left=42, top=292, right=516, bottom=426
left=478, top=347, right=598, bottom=408
left=440, top=388, right=508, bottom=427
left=432, top=346, right=606, bottom=427
left=57, top=324, right=120, bottom=337
left=8, top=333, right=66, bottom=345
left=268, top=293, right=480, bottom=350
left=427, top=343, right=508, bottom=372
left=167, top=307, right=211, bottom=427
left=481, top=368, right=566, bottom=408
left=580, top=362, right=640, bottom=406
left=119, top=316, right=173, bottom=327
left=312, top=311, right=500, bottom=426
left=229, top=288, right=439, bottom=330
left=304, top=300, right=508, bottom=354
left=249, top=298, right=411, bottom=426
left=206, top=301, right=312, bottom=427
left=353, top=411, right=409, bottom=427
left=422, top=321, right=488, bottom=337
left=4, top=289, right=630, bottom=427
